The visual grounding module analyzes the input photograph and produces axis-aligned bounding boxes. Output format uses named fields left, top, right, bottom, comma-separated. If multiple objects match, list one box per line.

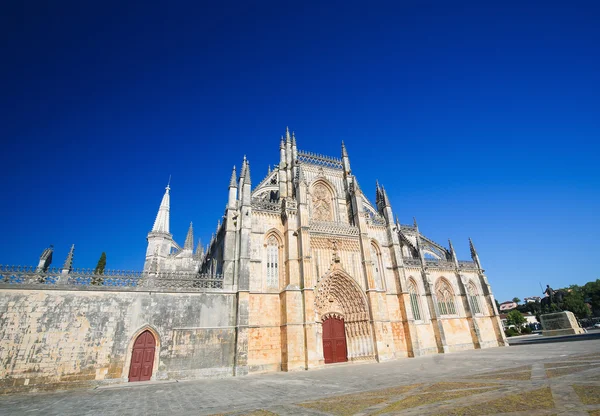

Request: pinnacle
left=341, top=140, right=348, bottom=157
left=245, top=161, right=251, bottom=185
left=229, top=166, right=237, bottom=188
left=62, top=244, right=75, bottom=271
left=184, top=222, right=194, bottom=251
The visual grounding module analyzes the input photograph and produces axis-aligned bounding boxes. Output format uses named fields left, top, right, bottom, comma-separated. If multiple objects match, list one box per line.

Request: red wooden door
left=322, top=317, right=347, bottom=364
left=128, top=330, right=155, bottom=382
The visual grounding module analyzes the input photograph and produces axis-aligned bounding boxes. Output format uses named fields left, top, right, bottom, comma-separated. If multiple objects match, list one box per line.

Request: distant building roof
left=499, top=301, right=517, bottom=311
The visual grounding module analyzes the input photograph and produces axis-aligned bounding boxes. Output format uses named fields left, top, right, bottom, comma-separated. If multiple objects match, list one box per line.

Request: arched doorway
left=128, top=330, right=155, bottom=382
left=315, top=268, right=375, bottom=362
left=322, top=316, right=347, bottom=364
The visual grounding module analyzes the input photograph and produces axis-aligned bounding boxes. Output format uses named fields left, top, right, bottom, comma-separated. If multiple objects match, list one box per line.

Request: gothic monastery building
left=0, top=128, right=506, bottom=391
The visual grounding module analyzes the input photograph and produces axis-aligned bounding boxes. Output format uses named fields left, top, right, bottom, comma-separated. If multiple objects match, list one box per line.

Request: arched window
left=370, top=243, right=383, bottom=290
left=467, top=281, right=482, bottom=315
left=408, top=278, right=422, bottom=321
left=266, top=235, right=279, bottom=288
left=435, top=279, right=457, bottom=316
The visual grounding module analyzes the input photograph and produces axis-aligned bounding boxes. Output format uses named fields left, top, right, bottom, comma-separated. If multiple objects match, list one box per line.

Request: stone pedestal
left=540, top=311, right=585, bottom=336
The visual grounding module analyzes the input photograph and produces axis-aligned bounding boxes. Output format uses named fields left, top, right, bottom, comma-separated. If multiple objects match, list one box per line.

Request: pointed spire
left=469, top=237, right=482, bottom=269
left=280, top=136, right=285, bottom=149
left=469, top=237, right=477, bottom=257
left=448, top=239, right=456, bottom=258
left=151, top=182, right=171, bottom=233
left=184, top=222, right=194, bottom=251
left=413, top=217, right=419, bottom=230
left=448, top=239, right=459, bottom=267
left=229, top=166, right=237, bottom=188
left=195, top=239, right=203, bottom=257
left=241, top=155, right=247, bottom=176
left=245, top=161, right=251, bottom=186
left=286, top=126, right=291, bottom=142
left=62, top=244, right=75, bottom=272
left=341, top=140, right=348, bottom=157
left=292, top=131, right=296, bottom=146
left=381, top=185, right=391, bottom=207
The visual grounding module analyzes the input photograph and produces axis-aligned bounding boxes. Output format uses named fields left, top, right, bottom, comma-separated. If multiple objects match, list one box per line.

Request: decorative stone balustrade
left=402, top=258, right=479, bottom=270
left=309, top=220, right=359, bottom=237
left=0, top=265, right=224, bottom=291
left=458, top=261, right=478, bottom=270
left=402, top=258, right=421, bottom=267
left=298, top=151, right=343, bottom=169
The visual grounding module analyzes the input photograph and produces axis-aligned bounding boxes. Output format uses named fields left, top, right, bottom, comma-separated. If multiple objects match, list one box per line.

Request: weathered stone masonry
left=0, top=285, right=235, bottom=393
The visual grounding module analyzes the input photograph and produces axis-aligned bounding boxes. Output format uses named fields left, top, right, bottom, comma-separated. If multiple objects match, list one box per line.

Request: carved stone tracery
left=312, top=183, right=332, bottom=221
left=315, top=268, right=374, bottom=361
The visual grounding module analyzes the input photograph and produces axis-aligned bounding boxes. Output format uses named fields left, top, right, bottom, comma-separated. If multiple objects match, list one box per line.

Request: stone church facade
left=0, top=128, right=506, bottom=392
left=146, top=128, right=506, bottom=373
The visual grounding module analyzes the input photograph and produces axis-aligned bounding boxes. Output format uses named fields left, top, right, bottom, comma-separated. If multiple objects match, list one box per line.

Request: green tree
left=562, top=290, right=591, bottom=319
left=93, top=252, right=106, bottom=285
left=94, top=252, right=106, bottom=274
left=512, top=297, right=521, bottom=304
left=582, top=279, right=600, bottom=316
left=506, top=310, right=527, bottom=331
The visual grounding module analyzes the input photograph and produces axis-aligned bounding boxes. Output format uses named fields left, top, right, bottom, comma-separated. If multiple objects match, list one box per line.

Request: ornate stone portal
left=315, top=265, right=375, bottom=361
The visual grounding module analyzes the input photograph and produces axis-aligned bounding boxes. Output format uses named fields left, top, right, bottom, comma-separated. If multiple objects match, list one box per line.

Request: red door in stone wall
left=128, top=330, right=155, bottom=382
left=322, top=317, right=347, bottom=364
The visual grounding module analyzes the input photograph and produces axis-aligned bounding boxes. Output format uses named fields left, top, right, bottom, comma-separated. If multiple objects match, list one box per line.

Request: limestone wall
left=475, top=316, right=501, bottom=348
left=0, top=288, right=236, bottom=393
left=248, top=293, right=281, bottom=372
left=415, top=322, right=439, bottom=355
left=441, top=318, right=474, bottom=351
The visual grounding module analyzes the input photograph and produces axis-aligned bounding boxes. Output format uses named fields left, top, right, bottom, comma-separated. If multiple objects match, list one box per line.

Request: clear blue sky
left=1, top=1, right=598, bottom=303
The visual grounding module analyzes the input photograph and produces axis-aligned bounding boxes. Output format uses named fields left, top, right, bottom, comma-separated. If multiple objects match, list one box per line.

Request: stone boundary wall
left=0, top=287, right=237, bottom=393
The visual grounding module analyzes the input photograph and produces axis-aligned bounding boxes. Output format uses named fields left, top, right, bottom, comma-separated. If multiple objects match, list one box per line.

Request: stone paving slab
left=0, top=339, right=599, bottom=415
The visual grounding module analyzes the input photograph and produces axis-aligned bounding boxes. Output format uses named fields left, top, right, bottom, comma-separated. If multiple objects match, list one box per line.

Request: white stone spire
left=152, top=182, right=171, bottom=234
left=183, top=222, right=194, bottom=251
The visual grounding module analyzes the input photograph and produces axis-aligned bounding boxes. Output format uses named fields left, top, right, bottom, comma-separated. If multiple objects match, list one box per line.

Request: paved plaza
left=1, top=339, right=599, bottom=416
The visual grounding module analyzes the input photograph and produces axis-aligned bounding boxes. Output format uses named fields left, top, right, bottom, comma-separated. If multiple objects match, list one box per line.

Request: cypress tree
left=95, top=252, right=106, bottom=275
left=93, top=252, right=106, bottom=285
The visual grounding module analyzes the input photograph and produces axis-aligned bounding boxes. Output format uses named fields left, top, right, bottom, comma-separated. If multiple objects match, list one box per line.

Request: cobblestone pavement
left=1, top=339, right=599, bottom=415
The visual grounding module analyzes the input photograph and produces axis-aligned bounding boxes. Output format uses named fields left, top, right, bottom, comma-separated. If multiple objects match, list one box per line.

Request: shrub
left=504, top=328, right=519, bottom=337
left=521, top=326, right=532, bottom=334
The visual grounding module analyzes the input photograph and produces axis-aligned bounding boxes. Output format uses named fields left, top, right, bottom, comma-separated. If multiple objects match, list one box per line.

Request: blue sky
left=1, top=1, right=598, bottom=302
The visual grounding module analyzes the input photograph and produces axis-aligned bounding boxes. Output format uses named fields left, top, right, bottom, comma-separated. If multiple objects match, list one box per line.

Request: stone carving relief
left=310, top=237, right=360, bottom=252
left=312, top=183, right=333, bottom=222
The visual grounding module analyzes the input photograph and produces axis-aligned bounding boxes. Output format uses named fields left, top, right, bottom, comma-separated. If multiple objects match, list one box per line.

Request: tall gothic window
left=370, top=243, right=383, bottom=290
left=467, top=281, right=482, bottom=315
left=266, top=236, right=279, bottom=288
left=408, top=278, right=422, bottom=321
left=435, top=279, right=457, bottom=316
left=312, top=183, right=333, bottom=221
